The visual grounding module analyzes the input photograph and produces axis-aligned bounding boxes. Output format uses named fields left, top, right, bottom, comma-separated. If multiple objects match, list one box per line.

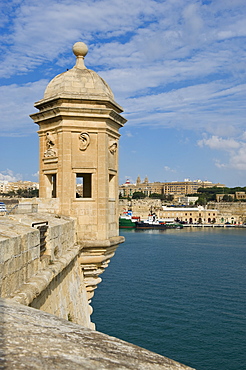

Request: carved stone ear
left=109, top=140, right=117, bottom=154
left=79, top=132, right=90, bottom=151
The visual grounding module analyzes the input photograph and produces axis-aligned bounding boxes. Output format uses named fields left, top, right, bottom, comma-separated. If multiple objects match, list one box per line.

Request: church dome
left=44, top=42, right=114, bottom=101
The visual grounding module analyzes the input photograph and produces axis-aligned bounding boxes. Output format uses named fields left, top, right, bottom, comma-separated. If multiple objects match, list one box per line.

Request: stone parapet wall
left=0, top=212, right=124, bottom=329
left=9, top=212, right=77, bottom=261
left=0, top=213, right=92, bottom=328
left=29, top=250, right=91, bottom=327
left=0, top=219, right=40, bottom=297
left=0, top=298, right=196, bottom=370
left=19, top=197, right=60, bottom=214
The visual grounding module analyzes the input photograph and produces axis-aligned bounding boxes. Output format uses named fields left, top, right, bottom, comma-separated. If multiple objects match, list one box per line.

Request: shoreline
left=182, top=223, right=246, bottom=228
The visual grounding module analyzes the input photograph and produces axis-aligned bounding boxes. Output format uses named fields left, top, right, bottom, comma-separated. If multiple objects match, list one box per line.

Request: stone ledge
left=80, top=235, right=125, bottom=248
left=9, top=244, right=81, bottom=306
left=0, top=298, right=196, bottom=370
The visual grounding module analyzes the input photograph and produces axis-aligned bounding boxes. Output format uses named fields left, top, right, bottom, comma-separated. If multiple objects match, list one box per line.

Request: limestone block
left=0, top=237, right=18, bottom=263
left=26, top=258, right=39, bottom=280
left=28, top=246, right=40, bottom=261
left=4, top=257, right=17, bottom=276
left=1, top=272, right=19, bottom=297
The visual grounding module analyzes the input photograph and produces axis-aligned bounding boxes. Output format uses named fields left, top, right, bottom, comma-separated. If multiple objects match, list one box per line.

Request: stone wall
left=30, top=254, right=90, bottom=327
left=0, top=219, right=40, bottom=297
left=208, top=202, right=246, bottom=223
left=119, top=198, right=162, bottom=219
left=0, top=213, right=92, bottom=328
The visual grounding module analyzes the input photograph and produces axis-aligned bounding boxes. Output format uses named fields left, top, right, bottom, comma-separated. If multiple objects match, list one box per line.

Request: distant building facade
left=177, top=196, right=199, bottom=205
left=119, top=177, right=225, bottom=198
left=160, top=206, right=218, bottom=224
left=0, top=180, right=39, bottom=194
left=235, top=192, right=246, bottom=200
left=216, top=191, right=246, bottom=202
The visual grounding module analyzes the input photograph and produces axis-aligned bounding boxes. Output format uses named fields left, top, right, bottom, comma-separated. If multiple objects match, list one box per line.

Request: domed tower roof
left=43, top=42, right=114, bottom=101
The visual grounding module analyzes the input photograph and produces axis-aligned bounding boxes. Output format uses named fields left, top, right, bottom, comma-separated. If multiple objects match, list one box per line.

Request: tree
left=196, top=196, right=207, bottom=205
left=132, top=191, right=146, bottom=199
left=149, top=193, right=163, bottom=199
left=166, top=194, right=174, bottom=202
left=222, top=194, right=233, bottom=202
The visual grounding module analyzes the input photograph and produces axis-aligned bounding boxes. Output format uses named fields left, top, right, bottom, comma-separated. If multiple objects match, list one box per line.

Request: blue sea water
left=91, top=228, right=246, bottom=370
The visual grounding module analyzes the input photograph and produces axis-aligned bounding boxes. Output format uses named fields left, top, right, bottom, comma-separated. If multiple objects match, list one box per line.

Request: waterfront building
left=160, top=205, right=219, bottom=224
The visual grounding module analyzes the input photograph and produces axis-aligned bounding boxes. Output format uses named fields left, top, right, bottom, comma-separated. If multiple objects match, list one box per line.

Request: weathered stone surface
left=0, top=299, right=195, bottom=370
left=0, top=214, right=92, bottom=328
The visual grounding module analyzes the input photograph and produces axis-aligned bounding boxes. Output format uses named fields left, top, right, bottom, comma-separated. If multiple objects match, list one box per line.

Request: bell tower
left=31, top=43, right=127, bottom=307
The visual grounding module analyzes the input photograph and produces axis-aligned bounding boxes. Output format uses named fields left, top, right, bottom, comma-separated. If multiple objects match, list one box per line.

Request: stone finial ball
left=73, top=42, right=88, bottom=57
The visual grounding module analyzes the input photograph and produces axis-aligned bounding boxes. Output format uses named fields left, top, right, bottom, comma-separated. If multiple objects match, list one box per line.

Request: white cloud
left=197, top=136, right=240, bottom=151
left=228, top=145, right=246, bottom=171
left=1, top=0, right=246, bottom=78
left=0, top=169, right=22, bottom=182
left=164, top=166, right=176, bottom=173
left=0, top=0, right=164, bottom=78
left=124, top=131, right=133, bottom=138
left=214, top=160, right=227, bottom=169
left=198, top=135, right=246, bottom=171
left=32, top=171, right=39, bottom=178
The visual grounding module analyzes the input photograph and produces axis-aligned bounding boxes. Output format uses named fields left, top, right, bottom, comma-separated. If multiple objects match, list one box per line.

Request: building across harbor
left=119, top=177, right=225, bottom=198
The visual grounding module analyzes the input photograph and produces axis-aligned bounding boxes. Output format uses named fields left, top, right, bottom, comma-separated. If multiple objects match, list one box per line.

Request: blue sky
left=1, top=0, right=246, bottom=187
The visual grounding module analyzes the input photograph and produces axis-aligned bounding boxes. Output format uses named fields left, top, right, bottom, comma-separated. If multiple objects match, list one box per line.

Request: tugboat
left=135, top=213, right=167, bottom=229
left=135, top=212, right=183, bottom=230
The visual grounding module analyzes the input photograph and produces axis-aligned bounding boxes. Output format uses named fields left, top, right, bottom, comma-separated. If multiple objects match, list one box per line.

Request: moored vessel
left=119, top=210, right=140, bottom=229
left=135, top=213, right=183, bottom=230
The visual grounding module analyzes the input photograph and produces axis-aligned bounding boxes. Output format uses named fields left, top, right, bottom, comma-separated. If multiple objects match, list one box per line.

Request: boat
left=119, top=210, right=140, bottom=229
left=135, top=213, right=183, bottom=230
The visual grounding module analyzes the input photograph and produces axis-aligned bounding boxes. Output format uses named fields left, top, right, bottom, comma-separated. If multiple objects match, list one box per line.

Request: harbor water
left=91, top=228, right=246, bottom=370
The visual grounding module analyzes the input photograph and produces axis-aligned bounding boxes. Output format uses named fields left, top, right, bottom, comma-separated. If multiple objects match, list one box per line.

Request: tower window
left=109, top=174, right=115, bottom=199
left=46, top=174, right=57, bottom=198
left=76, top=173, right=92, bottom=198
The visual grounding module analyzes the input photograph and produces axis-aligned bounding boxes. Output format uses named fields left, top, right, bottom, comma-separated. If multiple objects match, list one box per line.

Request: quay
left=182, top=223, right=246, bottom=228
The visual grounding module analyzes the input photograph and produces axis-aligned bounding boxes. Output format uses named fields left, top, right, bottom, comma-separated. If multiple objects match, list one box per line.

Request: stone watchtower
left=31, top=42, right=126, bottom=304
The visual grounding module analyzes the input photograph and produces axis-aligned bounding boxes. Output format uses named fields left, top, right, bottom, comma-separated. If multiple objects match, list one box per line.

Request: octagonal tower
left=31, top=42, right=126, bottom=244
left=31, top=43, right=126, bottom=305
